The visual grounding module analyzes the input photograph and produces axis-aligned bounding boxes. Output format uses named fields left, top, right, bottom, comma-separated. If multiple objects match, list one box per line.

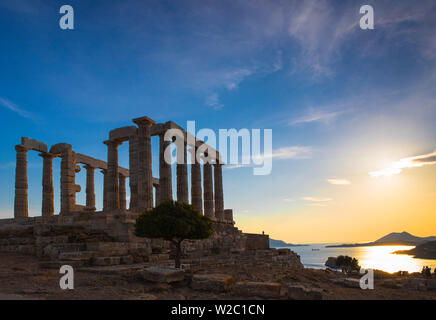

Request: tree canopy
left=134, top=200, right=213, bottom=268
left=336, top=255, right=360, bottom=273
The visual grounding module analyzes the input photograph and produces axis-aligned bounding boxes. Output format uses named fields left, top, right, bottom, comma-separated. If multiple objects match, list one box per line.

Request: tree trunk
left=175, top=241, right=182, bottom=269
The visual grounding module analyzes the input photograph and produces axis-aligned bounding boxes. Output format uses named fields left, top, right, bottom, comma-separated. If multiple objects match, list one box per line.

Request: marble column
left=191, top=145, right=203, bottom=214
left=60, top=147, right=76, bottom=214
left=213, top=161, right=224, bottom=221
left=14, top=145, right=28, bottom=218
left=40, top=153, right=55, bottom=217
left=101, top=169, right=108, bottom=211
left=133, top=116, right=155, bottom=211
left=104, top=140, right=121, bottom=210
left=119, top=173, right=127, bottom=210
left=84, top=165, right=96, bottom=211
left=177, top=141, right=189, bottom=203
left=158, top=132, right=172, bottom=204
left=203, top=160, right=214, bottom=219
left=128, top=133, right=138, bottom=210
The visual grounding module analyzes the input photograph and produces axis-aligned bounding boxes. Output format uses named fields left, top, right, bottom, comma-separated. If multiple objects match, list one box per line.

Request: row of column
left=103, top=130, right=225, bottom=220
left=13, top=128, right=225, bottom=221
left=155, top=139, right=224, bottom=221
left=14, top=146, right=55, bottom=218
left=85, top=166, right=127, bottom=212
left=13, top=144, right=128, bottom=218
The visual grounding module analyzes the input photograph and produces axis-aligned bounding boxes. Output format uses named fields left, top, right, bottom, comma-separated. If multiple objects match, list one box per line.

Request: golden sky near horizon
left=236, top=154, right=436, bottom=244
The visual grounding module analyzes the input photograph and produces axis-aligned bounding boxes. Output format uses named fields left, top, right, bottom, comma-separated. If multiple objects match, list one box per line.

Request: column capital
left=15, top=145, right=28, bottom=153
left=133, top=116, right=156, bottom=127
left=38, top=152, right=55, bottom=160
left=103, top=139, right=122, bottom=147
left=84, top=164, right=96, bottom=171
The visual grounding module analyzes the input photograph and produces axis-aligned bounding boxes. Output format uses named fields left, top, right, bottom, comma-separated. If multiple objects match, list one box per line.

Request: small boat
left=312, top=248, right=320, bottom=251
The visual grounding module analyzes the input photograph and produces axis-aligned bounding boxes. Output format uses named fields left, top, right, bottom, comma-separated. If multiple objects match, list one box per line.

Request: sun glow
left=369, top=150, right=436, bottom=177
left=357, top=246, right=429, bottom=273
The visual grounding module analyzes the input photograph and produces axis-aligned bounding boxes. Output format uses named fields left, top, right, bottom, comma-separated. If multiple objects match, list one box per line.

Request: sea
left=272, top=243, right=436, bottom=274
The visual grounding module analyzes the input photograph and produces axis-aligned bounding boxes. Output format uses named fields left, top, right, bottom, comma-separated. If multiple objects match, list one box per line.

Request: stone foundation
left=0, top=210, right=248, bottom=266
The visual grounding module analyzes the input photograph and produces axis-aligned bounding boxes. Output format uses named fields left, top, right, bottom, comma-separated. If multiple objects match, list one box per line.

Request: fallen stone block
left=80, top=264, right=145, bottom=275
left=138, top=266, right=185, bottom=283
left=426, top=279, right=436, bottom=291
left=405, top=278, right=427, bottom=291
left=380, top=279, right=402, bottom=289
left=191, top=274, right=235, bottom=293
left=233, top=281, right=282, bottom=298
left=137, top=294, right=159, bottom=300
left=342, top=278, right=361, bottom=288
left=92, top=256, right=121, bottom=266
left=287, top=285, right=322, bottom=300
left=58, top=251, right=98, bottom=261
left=39, top=260, right=86, bottom=269
left=120, top=255, right=134, bottom=265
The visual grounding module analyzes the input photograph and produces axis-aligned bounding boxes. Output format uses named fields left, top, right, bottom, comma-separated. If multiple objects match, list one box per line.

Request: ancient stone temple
left=0, top=116, right=272, bottom=267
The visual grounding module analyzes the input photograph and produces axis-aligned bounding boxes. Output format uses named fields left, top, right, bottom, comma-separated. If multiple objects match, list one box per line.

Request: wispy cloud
left=290, top=109, right=345, bottom=126
left=286, top=0, right=436, bottom=76
left=223, top=68, right=255, bottom=90
left=269, top=146, right=313, bottom=160
left=327, top=178, right=351, bottom=185
left=225, top=145, right=312, bottom=170
left=0, top=97, right=33, bottom=119
left=369, top=149, right=436, bottom=177
left=205, top=93, right=224, bottom=110
left=308, top=203, right=329, bottom=207
left=302, top=197, right=332, bottom=202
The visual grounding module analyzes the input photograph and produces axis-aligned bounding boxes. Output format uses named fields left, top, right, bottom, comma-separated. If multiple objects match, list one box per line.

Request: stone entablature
left=11, top=116, right=233, bottom=225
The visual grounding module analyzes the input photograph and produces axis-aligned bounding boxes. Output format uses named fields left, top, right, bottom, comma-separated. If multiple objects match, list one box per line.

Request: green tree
left=336, top=255, right=360, bottom=274
left=134, top=200, right=213, bottom=268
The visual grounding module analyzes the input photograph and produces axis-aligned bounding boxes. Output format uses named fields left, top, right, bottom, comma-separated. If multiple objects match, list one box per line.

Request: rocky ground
left=0, top=252, right=435, bottom=300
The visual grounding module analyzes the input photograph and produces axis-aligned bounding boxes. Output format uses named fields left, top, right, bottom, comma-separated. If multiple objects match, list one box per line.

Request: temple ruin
left=13, top=116, right=231, bottom=223
left=0, top=116, right=275, bottom=268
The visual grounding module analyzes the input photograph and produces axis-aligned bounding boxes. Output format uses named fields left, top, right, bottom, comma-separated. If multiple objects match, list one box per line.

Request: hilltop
left=269, top=239, right=309, bottom=247
left=326, top=232, right=436, bottom=248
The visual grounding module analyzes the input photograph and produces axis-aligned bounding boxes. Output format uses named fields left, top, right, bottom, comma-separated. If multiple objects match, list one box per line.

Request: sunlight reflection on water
left=282, top=244, right=436, bottom=273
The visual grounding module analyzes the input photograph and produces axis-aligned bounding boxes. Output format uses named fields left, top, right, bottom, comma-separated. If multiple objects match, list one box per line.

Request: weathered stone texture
left=84, top=165, right=96, bottom=211
left=176, top=142, right=189, bottom=203
left=14, top=145, right=28, bottom=218
left=203, top=162, right=214, bottom=219
left=138, top=266, right=185, bottom=283
left=158, top=132, right=173, bottom=204
left=191, top=145, right=203, bottom=214
left=191, top=274, right=235, bottom=292
left=287, top=285, right=323, bottom=300
left=133, top=116, right=155, bottom=211
left=233, top=281, right=282, bottom=298
left=213, top=163, right=224, bottom=221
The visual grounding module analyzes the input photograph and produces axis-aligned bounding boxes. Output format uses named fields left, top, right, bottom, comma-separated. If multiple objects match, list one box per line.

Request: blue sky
left=0, top=0, right=435, bottom=242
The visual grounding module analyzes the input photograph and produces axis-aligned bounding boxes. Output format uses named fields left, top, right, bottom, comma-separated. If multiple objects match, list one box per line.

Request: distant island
left=393, top=241, right=436, bottom=260
left=326, top=231, right=436, bottom=248
left=270, top=239, right=309, bottom=247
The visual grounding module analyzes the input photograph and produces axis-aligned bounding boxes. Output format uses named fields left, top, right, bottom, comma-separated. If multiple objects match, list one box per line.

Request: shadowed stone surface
left=138, top=266, right=185, bottom=283
left=191, top=274, right=235, bottom=292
